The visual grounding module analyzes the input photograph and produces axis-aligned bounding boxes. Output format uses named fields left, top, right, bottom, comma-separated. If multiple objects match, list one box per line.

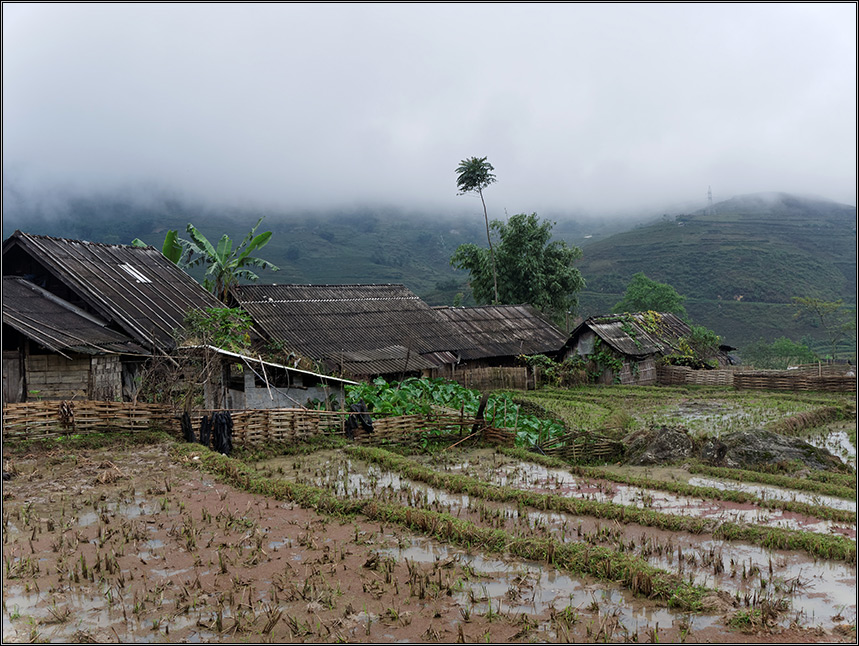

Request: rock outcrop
left=622, top=426, right=844, bottom=471
left=718, top=429, right=843, bottom=471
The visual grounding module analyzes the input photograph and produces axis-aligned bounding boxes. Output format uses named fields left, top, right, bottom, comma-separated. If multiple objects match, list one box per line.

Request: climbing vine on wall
left=590, top=337, right=625, bottom=383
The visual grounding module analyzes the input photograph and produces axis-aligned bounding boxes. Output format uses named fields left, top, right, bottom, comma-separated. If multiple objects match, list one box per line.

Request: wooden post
left=471, top=392, right=489, bottom=434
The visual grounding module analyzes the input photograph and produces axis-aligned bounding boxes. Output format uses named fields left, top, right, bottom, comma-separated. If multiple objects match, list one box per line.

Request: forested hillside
left=0, top=193, right=630, bottom=304
left=577, top=193, right=856, bottom=304
left=575, top=193, right=856, bottom=351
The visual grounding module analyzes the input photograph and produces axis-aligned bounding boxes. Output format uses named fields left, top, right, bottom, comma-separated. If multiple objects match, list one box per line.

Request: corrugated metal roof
left=434, top=305, right=567, bottom=360
left=338, top=345, right=440, bottom=376
left=232, top=284, right=467, bottom=374
left=2, top=276, right=147, bottom=357
left=570, top=312, right=691, bottom=357
left=3, top=231, right=224, bottom=353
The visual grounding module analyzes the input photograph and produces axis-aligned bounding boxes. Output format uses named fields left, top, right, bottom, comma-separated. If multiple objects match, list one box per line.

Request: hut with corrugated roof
left=2, top=230, right=225, bottom=403
left=562, top=312, right=695, bottom=385
left=433, top=304, right=567, bottom=369
left=230, top=284, right=466, bottom=380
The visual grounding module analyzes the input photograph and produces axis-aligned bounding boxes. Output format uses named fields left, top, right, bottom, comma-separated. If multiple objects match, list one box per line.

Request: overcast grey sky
left=3, top=3, right=856, bottom=217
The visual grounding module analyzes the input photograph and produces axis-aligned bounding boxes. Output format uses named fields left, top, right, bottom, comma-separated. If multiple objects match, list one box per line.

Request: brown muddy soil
left=1, top=441, right=854, bottom=643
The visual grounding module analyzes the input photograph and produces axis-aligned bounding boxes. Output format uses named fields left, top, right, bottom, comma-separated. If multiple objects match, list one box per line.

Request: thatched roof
left=3, top=231, right=223, bottom=353
left=3, top=276, right=147, bottom=357
left=433, top=305, right=567, bottom=360
left=231, top=284, right=463, bottom=376
left=568, top=312, right=691, bottom=357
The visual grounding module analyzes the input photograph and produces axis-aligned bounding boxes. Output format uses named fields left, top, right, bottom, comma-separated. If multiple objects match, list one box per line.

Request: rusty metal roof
left=2, top=276, right=147, bottom=357
left=3, top=231, right=224, bottom=353
left=231, top=284, right=467, bottom=375
left=434, top=305, right=567, bottom=360
left=570, top=312, right=691, bottom=357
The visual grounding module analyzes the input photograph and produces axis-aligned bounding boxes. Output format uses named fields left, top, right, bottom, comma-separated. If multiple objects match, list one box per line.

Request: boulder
left=700, top=437, right=728, bottom=465
left=718, top=429, right=842, bottom=471
left=625, top=426, right=694, bottom=466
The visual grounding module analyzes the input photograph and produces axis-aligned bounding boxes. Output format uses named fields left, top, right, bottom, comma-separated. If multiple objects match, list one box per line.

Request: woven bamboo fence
left=451, top=366, right=536, bottom=391
left=788, top=363, right=855, bottom=377
left=656, top=364, right=854, bottom=392
left=2, top=400, right=180, bottom=439
left=734, top=372, right=856, bottom=393
left=2, top=400, right=515, bottom=447
left=657, top=365, right=745, bottom=387
left=538, top=429, right=625, bottom=463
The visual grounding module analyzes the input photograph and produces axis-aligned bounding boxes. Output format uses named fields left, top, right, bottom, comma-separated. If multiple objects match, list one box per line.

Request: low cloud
left=3, top=3, right=855, bottom=217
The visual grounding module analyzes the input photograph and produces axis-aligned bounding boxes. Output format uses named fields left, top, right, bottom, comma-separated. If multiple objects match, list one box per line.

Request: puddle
left=807, top=430, right=856, bottom=469
left=75, top=496, right=158, bottom=527
left=687, top=476, right=855, bottom=512
left=475, top=461, right=855, bottom=536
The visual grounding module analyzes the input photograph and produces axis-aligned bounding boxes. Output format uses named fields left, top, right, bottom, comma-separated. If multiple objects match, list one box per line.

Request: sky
left=3, top=3, right=856, bottom=217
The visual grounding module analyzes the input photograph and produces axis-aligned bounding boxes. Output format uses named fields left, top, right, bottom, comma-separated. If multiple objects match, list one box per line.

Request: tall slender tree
left=456, top=156, right=499, bottom=303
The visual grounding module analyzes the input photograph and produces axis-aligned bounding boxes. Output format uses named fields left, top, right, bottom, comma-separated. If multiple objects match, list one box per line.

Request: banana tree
left=132, top=230, right=193, bottom=267
left=185, top=218, right=279, bottom=303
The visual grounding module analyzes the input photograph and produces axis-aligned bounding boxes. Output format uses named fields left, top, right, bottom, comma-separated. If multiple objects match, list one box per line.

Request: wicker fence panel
left=685, top=369, right=736, bottom=387
left=2, top=400, right=179, bottom=439
left=656, top=364, right=854, bottom=392
left=733, top=372, right=856, bottom=393
left=3, top=401, right=527, bottom=449
left=656, top=365, right=692, bottom=386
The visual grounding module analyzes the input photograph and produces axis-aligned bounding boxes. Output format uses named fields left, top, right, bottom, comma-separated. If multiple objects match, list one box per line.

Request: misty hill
left=575, top=192, right=856, bottom=350
left=0, top=192, right=633, bottom=306
left=578, top=192, right=856, bottom=304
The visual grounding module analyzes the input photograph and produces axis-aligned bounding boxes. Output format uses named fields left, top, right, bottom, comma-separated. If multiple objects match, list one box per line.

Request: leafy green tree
left=456, top=156, right=499, bottom=303
left=613, top=272, right=687, bottom=318
left=185, top=218, right=279, bottom=303
left=451, top=213, right=585, bottom=321
left=792, top=297, right=855, bottom=361
left=132, top=230, right=193, bottom=267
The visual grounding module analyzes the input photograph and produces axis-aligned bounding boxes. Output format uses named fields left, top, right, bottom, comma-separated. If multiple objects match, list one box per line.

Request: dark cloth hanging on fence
left=211, top=411, right=233, bottom=456
left=199, top=415, right=211, bottom=448
left=181, top=412, right=195, bottom=443
left=344, top=400, right=374, bottom=440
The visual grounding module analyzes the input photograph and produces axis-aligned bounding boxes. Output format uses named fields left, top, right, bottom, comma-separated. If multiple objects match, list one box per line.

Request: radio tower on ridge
left=707, top=186, right=714, bottom=215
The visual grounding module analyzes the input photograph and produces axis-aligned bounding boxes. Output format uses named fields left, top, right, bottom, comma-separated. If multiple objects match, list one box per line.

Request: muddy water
left=686, top=476, right=855, bottom=512
left=378, top=535, right=723, bottom=639
left=259, top=450, right=857, bottom=632
left=807, top=429, right=856, bottom=469
left=444, top=455, right=856, bottom=536
left=261, top=451, right=855, bottom=536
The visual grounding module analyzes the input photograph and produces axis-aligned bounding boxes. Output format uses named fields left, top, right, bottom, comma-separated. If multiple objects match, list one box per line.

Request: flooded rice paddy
left=257, top=447, right=856, bottom=636
left=2, top=431, right=855, bottom=643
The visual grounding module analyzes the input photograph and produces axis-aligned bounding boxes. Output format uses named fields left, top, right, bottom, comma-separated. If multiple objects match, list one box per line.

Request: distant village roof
left=567, top=312, right=691, bottom=357
left=3, top=231, right=224, bottom=353
left=2, top=276, right=147, bottom=357
left=433, top=305, right=567, bottom=360
left=231, top=284, right=464, bottom=376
